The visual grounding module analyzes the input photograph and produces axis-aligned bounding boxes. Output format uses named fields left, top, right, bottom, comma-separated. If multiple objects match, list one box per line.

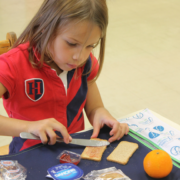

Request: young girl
left=0, top=0, right=129, bottom=154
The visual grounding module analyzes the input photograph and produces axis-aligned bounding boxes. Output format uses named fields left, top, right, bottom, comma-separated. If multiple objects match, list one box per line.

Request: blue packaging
left=46, top=163, right=83, bottom=180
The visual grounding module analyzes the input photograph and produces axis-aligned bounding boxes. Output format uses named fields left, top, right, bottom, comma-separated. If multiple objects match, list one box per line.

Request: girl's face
left=48, top=20, right=101, bottom=71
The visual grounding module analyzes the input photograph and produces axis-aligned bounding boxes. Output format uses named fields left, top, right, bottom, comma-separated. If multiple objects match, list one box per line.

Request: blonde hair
left=13, top=0, right=108, bottom=79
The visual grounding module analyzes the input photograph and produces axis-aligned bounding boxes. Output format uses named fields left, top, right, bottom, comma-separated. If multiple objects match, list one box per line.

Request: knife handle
left=20, top=132, right=64, bottom=143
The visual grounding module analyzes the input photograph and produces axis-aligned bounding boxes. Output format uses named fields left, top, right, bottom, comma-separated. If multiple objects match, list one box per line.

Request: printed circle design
left=129, top=124, right=138, bottom=127
left=148, top=117, right=153, bottom=123
left=140, top=117, right=153, bottom=125
left=169, top=130, right=174, bottom=136
left=149, top=132, right=160, bottom=139
left=170, top=146, right=180, bottom=156
left=133, top=113, right=143, bottom=119
left=153, top=126, right=164, bottom=132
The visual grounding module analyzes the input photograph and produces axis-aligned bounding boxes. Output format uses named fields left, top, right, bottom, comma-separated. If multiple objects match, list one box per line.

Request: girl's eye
left=88, top=42, right=99, bottom=48
left=88, top=45, right=95, bottom=48
left=67, top=42, right=77, bottom=46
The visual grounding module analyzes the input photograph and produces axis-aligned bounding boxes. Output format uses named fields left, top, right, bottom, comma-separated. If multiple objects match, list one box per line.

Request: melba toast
left=107, top=141, right=138, bottom=165
left=81, top=138, right=108, bottom=161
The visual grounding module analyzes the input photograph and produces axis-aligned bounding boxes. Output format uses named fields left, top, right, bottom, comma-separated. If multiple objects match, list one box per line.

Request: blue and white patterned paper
left=118, top=108, right=180, bottom=162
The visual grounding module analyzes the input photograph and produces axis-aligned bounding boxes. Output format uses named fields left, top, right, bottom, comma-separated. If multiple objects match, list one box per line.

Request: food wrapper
left=0, top=160, right=27, bottom=180
left=83, top=167, right=131, bottom=180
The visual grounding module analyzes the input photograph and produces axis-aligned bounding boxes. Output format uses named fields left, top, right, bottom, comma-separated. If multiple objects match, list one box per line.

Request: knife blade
left=20, top=132, right=110, bottom=147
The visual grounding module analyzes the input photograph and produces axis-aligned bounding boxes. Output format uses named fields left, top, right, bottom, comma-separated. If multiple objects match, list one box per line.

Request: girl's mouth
left=67, top=63, right=77, bottom=69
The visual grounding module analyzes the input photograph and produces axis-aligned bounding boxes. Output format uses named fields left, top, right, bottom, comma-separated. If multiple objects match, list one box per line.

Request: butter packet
left=83, top=167, right=131, bottom=180
left=0, top=160, right=27, bottom=180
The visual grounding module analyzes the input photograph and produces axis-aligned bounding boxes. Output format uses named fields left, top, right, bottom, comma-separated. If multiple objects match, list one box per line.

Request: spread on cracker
left=81, top=138, right=108, bottom=162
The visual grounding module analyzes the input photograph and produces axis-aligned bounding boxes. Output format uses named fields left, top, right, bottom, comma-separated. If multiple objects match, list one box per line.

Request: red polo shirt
left=0, top=43, right=99, bottom=153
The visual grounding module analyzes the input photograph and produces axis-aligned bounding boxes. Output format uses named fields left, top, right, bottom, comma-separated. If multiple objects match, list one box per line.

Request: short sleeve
left=0, top=54, right=16, bottom=98
left=87, top=53, right=99, bottom=81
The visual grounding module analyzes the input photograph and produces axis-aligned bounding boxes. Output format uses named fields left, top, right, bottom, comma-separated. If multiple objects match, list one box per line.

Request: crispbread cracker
left=81, top=138, right=108, bottom=161
left=107, top=141, right=138, bottom=165
left=98, top=172, right=124, bottom=178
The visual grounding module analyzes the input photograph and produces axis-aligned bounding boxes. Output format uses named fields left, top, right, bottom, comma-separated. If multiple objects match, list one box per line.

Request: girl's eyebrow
left=69, top=37, right=80, bottom=43
left=69, top=37, right=99, bottom=45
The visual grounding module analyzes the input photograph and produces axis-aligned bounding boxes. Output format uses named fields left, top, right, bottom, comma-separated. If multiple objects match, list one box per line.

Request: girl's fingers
left=108, top=123, right=129, bottom=142
left=50, top=120, right=71, bottom=144
left=29, top=118, right=71, bottom=145
left=118, top=123, right=129, bottom=138
left=91, top=123, right=101, bottom=138
left=118, top=128, right=125, bottom=140
left=126, top=124, right=129, bottom=135
left=46, top=128, right=57, bottom=145
left=108, top=126, right=120, bottom=142
left=109, top=123, right=119, bottom=136
left=39, top=131, right=49, bottom=144
left=108, top=131, right=120, bottom=142
left=57, top=127, right=71, bottom=144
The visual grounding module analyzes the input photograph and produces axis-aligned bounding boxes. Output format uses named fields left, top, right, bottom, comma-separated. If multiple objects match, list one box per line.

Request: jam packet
left=0, top=160, right=27, bottom=180
left=46, top=163, right=83, bottom=180
left=57, top=150, right=81, bottom=165
left=83, top=167, right=131, bottom=180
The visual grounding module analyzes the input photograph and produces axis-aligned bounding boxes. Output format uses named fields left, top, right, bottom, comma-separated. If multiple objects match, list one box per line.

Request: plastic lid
left=47, top=163, right=84, bottom=180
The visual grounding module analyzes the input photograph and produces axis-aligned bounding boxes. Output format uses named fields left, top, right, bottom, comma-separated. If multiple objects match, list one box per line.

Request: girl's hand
left=27, top=118, right=72, bottom=145
left=90, top=108, right=129, bottom=143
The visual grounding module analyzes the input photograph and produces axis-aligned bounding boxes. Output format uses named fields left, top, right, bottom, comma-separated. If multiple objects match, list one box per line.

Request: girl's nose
left=72, top=49, right=84, bottom=61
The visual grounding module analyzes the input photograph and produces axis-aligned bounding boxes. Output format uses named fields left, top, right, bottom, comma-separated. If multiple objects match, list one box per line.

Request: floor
left=0, top=0, right=180, bottom=148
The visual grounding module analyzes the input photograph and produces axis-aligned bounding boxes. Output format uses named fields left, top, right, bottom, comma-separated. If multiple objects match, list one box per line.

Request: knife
left=20, top=132, right=110, bottom=147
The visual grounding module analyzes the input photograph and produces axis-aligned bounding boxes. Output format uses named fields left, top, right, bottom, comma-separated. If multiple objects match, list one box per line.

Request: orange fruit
left=143, top=149, right=173, bottom=178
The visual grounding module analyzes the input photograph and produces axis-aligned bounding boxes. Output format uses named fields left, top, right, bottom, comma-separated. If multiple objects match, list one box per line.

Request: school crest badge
left=25, top=78, right=44, bottom=101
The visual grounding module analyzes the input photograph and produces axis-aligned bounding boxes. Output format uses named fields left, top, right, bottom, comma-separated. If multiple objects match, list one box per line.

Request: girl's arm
left=0, top=82, right=7, bottom=98
left=0, top=82, right=29, bottom=136
left=85, top=81, right=129, bottom=142
left=0, top=82, right=71, bottom=145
